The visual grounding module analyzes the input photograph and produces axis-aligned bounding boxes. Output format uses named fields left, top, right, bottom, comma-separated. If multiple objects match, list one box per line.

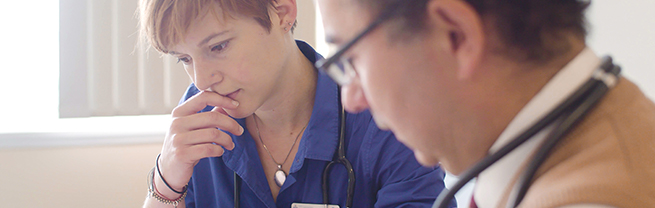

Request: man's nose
left=192, top=59, right=222, bottom=91
left=341, top=78, right=370, bottom=113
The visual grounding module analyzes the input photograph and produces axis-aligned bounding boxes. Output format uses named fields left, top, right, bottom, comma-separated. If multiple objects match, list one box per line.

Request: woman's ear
left=272, top=0, right=298, bottom=31
left=426, top=0, right=485, bottom=80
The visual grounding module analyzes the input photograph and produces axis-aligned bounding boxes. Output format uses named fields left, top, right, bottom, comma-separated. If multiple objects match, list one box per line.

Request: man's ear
left=272, top=0, right=298, bottom=30
left=426, top=0, right=485, bottom=80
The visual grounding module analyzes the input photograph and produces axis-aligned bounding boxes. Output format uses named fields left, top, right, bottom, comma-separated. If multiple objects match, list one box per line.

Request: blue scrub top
left=180, top=41, right=456, bottom=208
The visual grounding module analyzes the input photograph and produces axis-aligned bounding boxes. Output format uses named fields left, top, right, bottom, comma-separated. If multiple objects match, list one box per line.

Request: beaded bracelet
left=148, top=167, right=187, bottom=207
left=155, top=153, right=188, bottom=194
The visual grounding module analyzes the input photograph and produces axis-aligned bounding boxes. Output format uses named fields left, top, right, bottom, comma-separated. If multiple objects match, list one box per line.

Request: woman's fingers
left=181, top=143, right=228, bottom=161
left=156, top=89, right=243, bottom=190
left=171, top=110, right=244, bottom=136
left=172, top=91, right=240, bottom=118
left=172, top=128, right=235, bottom=151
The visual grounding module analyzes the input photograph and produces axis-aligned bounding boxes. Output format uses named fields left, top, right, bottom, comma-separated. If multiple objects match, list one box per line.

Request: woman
left=138, top=0, right=455, bottom=207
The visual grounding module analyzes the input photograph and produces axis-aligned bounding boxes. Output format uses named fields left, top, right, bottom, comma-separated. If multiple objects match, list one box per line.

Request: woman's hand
left=156, top=90, right=244, bottom=198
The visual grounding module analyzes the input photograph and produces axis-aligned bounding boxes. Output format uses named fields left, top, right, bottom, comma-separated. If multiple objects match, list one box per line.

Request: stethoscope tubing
left=233, top=97, right=355, bottom=208
left=234, top=172, right=241, bottom=208
left=433, top=57, right=619, bottom=208
left=322, top=103, right=355, bottom=208
left=510, top=69, right=617, bottom=206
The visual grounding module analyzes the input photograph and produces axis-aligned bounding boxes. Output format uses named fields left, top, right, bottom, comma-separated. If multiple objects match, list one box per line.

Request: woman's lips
left=226, top=89, right=241, bottom=100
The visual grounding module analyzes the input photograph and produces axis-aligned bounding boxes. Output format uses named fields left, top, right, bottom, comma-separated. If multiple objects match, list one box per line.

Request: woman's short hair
left=138, top=0, right=278, bottom=53
left=355, top=0, right=590, bottom=63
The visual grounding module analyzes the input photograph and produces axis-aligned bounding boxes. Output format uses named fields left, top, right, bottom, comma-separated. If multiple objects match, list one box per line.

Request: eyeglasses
left=315, top=6, right=399, bottom=86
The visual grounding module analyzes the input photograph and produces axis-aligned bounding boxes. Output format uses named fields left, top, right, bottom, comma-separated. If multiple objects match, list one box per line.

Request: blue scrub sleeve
left=366, top=129, right=457, bottom=208
left=184, top=178, right=196, bottom=207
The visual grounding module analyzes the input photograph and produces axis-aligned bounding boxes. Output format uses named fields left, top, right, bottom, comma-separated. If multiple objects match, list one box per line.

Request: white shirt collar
left=473, top=48, right=601, bottom=208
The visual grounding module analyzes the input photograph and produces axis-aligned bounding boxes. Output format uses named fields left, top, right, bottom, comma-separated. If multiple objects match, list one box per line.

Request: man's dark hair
left=355, top=0, right=591, bottom=63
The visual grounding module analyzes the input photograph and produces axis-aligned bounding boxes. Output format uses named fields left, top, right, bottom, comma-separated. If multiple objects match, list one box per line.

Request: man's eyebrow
left=197, top=30, right=230, bottom=47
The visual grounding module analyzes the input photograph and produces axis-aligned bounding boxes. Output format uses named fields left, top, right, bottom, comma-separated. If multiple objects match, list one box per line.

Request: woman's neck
left=252, top=42, right=317, bottom=135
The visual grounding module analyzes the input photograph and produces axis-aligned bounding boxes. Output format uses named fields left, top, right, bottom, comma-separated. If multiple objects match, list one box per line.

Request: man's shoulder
left=522, top=78, right=655, bottom=207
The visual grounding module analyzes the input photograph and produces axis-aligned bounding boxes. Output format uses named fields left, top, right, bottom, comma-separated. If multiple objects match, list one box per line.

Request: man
left=315, top=0, right=655, bottom=207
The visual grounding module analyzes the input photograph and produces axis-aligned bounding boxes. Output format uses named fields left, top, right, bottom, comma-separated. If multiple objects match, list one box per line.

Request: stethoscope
left=233, top=91, right=356, bottom=208
left=433, top=56, right=621, bottom=208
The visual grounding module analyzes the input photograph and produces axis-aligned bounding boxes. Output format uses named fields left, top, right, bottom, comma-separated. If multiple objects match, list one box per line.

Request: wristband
left=156, top=153, right=188, bottom=194
left=148, top=167, right=187, bottom=207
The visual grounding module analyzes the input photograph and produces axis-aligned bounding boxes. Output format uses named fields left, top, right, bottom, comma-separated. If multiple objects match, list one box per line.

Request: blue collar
left=292, top=40, right=341, bottom=165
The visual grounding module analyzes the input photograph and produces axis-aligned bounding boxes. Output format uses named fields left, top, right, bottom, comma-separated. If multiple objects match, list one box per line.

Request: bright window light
left=0, top=1, right=170, bottom=136
left=0, top=1, right=60, bottom=132
left=314, top=4, right=329, bottom=57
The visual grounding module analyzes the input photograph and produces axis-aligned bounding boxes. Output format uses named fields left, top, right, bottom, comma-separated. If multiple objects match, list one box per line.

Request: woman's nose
left=192, top=59, right=222, bottom=91
left=341, top=78, right=370, bottom=113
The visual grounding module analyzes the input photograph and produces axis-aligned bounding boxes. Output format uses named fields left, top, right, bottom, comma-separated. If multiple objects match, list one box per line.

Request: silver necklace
left=253, top=114, right=307, bottom=187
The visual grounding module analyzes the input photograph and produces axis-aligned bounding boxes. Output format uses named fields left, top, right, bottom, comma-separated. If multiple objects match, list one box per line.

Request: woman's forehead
left=147, top=0, right=271, bottom=53
left=161, top=3, right=236, bottom=51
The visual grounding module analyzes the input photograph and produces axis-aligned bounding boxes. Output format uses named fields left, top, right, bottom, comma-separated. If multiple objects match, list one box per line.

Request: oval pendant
left=274, top=169, right=286, bottom=187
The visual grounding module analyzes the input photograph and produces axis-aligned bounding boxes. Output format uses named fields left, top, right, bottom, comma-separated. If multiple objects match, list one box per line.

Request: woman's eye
left=211, top=41, right=229, bottom=52
left=176, top=57, right=191, bottom=64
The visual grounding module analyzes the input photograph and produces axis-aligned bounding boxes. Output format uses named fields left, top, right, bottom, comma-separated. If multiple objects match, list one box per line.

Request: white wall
left=0, top=143, right=162, bottom=208
left=295, top=0, right=317, bottom=47
left=587, top=0, right=655, bottom=100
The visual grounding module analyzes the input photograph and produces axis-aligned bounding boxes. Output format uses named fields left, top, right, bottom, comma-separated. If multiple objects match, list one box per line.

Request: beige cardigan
left=496, top=78, right=655, bottom=208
